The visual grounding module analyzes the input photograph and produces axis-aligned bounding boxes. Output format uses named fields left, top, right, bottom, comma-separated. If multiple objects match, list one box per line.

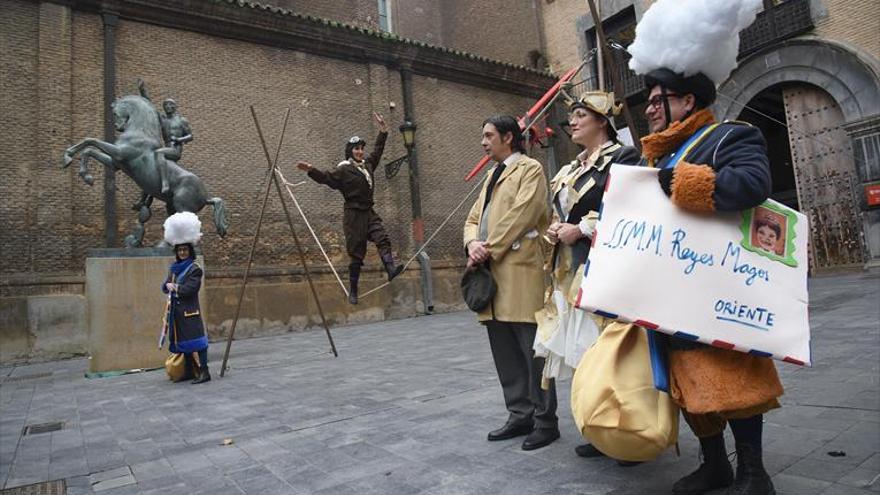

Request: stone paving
left=0, top=271, right=878, bottom=495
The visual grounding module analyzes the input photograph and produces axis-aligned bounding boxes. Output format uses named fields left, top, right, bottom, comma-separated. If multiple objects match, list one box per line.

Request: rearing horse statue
left=62, top=95, right=228, bottom=247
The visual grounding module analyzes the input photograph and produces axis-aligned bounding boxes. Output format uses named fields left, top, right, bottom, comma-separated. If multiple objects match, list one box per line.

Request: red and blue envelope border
left=577, top=168, right=811, bottom=367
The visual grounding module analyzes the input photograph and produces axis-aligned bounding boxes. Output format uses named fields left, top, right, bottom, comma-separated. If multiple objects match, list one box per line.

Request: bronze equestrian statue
left=62, top=94, right=228, bottom=248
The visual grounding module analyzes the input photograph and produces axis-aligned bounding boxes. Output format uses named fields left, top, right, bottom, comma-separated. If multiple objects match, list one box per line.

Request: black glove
left=657, top=168, right=674, bottom=197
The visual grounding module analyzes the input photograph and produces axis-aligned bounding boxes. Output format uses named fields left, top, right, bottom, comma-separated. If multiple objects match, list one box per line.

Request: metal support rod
left=220, top=107, right=291, bottom=377
left=400, top=67, right=424, bottom=244
left=586, top=0, right=642, bottom=151
left=400, top=65, right=433, bottom=314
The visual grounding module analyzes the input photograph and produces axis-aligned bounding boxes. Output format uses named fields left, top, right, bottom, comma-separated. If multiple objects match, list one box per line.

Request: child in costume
left=162, top=212, right=210, bottom=384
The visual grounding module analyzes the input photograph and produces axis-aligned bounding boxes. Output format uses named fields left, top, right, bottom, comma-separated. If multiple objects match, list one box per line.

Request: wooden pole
left=219, top=107, right=291, bottom=377
left=586, top=0, right=642, bottom=151
left=265, top=151, right=338, bottom=357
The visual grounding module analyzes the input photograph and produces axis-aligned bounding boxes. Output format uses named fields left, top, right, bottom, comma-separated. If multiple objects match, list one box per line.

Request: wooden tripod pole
left=257, top=128, right=339, bottom=358
left=586, top=0, right=642, bottom=151
left=219, top=107, right=291, bottom=377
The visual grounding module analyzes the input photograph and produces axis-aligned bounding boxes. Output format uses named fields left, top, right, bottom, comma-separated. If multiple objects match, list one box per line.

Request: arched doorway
left=736, top=82, right=867, bottom=267
left=716, top=39, right=880, bottom=268
left=737, top=83, right=797, bottom=210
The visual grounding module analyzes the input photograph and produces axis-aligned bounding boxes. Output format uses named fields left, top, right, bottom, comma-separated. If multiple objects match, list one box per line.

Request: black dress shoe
left=575, top=443, right=606, bottom=458
left=487, top=422, right=533, bottom=441
left=521, top=427, right=560, bottom=451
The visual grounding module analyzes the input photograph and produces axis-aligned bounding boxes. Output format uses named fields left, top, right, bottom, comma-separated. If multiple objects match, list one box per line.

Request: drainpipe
left=102, top=12, right=119, bottom=247
left=399, top=65, right=434, bottom=314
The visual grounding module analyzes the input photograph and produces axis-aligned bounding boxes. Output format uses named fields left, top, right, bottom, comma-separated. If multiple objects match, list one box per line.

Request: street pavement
left=1, top=271, right=877, bottom=494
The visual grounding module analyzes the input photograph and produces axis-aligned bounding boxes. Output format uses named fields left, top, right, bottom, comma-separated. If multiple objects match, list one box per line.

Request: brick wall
left=540, top=0, right=587, bottom=74
left=0, top=0, right=39, bottom=277
left=0, top=2, right=549, bottom=297
left=412, top=75, right=549, bottom=259
left=440, top=0, right=543, bottom=68
left=261, top=0, right=381, bottom=29
left=813, top=0, right=880, bottom=61
left=392, top=0, right=445, bottom=45
left=262, top=0, right=545, bottom=68
left=539, top=0, right=656, bottom=77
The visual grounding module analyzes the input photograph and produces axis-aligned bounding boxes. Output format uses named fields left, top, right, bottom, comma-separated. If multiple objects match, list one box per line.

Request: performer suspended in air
left=297, top=112, right=404, bottom=305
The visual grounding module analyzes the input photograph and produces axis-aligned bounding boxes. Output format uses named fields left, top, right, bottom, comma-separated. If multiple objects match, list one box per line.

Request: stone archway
left=715, top=39, right=880, bottom=268
left=715, top=39, right=880, bottom=123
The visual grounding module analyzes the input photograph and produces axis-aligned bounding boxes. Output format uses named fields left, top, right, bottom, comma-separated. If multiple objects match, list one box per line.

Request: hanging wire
left=359, top=175, right=488, bottom=299
left=601, top=37, right=867, bottom=168
left=276, top=166, right=488, bottom=302
left=715, top=91, right=868, bottom=169
left=276, top=168, right=350, bottom=296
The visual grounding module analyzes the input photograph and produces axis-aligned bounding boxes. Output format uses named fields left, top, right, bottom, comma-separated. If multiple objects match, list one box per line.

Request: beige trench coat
left=463, top=154, right=549, bottom=323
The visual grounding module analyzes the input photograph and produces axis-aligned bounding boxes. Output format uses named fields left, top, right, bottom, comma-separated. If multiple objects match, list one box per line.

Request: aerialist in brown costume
left=297, top=112, right=404, bottom=305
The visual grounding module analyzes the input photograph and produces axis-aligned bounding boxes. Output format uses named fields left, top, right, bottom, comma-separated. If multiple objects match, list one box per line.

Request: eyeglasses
left=647, top=93, right=680, bottom=110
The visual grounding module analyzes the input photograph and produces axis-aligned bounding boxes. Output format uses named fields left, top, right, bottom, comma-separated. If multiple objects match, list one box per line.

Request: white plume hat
left=163, top=212, right=203, bottom=246
left=627, top=0, right=762, bottom=84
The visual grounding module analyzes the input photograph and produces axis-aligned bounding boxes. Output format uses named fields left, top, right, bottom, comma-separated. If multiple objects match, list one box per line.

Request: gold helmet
left=566, top=91, right=623, bottom=140
left=567, top=91, right=623, bottom=118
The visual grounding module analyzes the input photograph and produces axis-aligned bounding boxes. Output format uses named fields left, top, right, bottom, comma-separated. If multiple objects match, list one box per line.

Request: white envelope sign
left=577, top=165, right=811, bottom=366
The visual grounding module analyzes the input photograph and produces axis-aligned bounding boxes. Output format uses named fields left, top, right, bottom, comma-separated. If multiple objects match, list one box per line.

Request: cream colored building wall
left=539, top=0, right=653, bottom=76
left=540, top=0, right=587, bottom=74
left=812, top=0, right=880, bottom=61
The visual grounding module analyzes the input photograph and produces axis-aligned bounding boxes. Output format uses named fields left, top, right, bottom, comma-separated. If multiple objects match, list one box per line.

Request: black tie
left=483, top=163, right=506, bottom=211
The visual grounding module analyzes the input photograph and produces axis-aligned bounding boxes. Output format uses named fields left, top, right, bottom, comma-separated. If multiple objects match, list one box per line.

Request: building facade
left=0, top=0, right=560, bottom=363
left=4, top=0, right=876, bottom=363
left=540, top=0, right=880, bottom=270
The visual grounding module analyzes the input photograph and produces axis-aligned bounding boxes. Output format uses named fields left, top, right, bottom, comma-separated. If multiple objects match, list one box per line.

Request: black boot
left=191, top=365, right=211, bottom=384
left=726, top=443, right=775, bottom=495
left=348, top=264, right=361, bottom=305
left=380, top=253, right=404, bottom=281
left=673, top=434, right=734, bottom=495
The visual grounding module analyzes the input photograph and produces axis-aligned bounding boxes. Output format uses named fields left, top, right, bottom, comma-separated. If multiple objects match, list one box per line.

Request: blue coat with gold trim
left=162, top=263, right=208, bottom=353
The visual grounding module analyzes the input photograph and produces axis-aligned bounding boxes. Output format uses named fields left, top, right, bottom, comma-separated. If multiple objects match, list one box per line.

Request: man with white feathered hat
left=162, top=212, right=211, bottom=384
left=628, top=1, right=781, bottom=494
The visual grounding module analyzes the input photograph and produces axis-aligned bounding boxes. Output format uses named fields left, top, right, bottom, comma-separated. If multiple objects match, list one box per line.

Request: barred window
left=854, top=132, right=880, bottom=182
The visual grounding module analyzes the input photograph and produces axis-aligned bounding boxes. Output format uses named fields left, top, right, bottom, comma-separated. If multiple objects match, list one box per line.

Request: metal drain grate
left=1, top=372, right=53, bottom=384
left=0, top=479, right=66, bottom=494
left=21, top=422, right=64, bottom=436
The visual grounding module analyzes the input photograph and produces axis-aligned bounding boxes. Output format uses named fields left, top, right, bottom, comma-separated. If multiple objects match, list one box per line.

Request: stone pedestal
left=85, top=248, right=205, bottom=374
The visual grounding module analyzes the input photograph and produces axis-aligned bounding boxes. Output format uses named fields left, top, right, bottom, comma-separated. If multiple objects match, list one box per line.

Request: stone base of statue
left=85, top=248, right=205, bottom=374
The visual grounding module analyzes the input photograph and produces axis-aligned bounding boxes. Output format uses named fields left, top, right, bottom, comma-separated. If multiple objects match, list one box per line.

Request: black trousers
left=485, top=320, right=558, bottom=429
left=343, top=208, right=392, bottom=266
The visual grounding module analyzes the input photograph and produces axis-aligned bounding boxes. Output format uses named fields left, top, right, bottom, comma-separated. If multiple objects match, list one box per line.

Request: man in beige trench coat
left=463, top=115, right=558, bottom=451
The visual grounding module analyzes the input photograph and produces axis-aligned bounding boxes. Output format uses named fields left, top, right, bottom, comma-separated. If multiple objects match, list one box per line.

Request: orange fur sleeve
left=671, top=162, right=716, bottom=213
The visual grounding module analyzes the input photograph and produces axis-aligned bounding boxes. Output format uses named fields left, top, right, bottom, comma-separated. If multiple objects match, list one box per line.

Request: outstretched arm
left=367, top=112, right=389, bottom=173
left=297, top=161, right=343, bottom=190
